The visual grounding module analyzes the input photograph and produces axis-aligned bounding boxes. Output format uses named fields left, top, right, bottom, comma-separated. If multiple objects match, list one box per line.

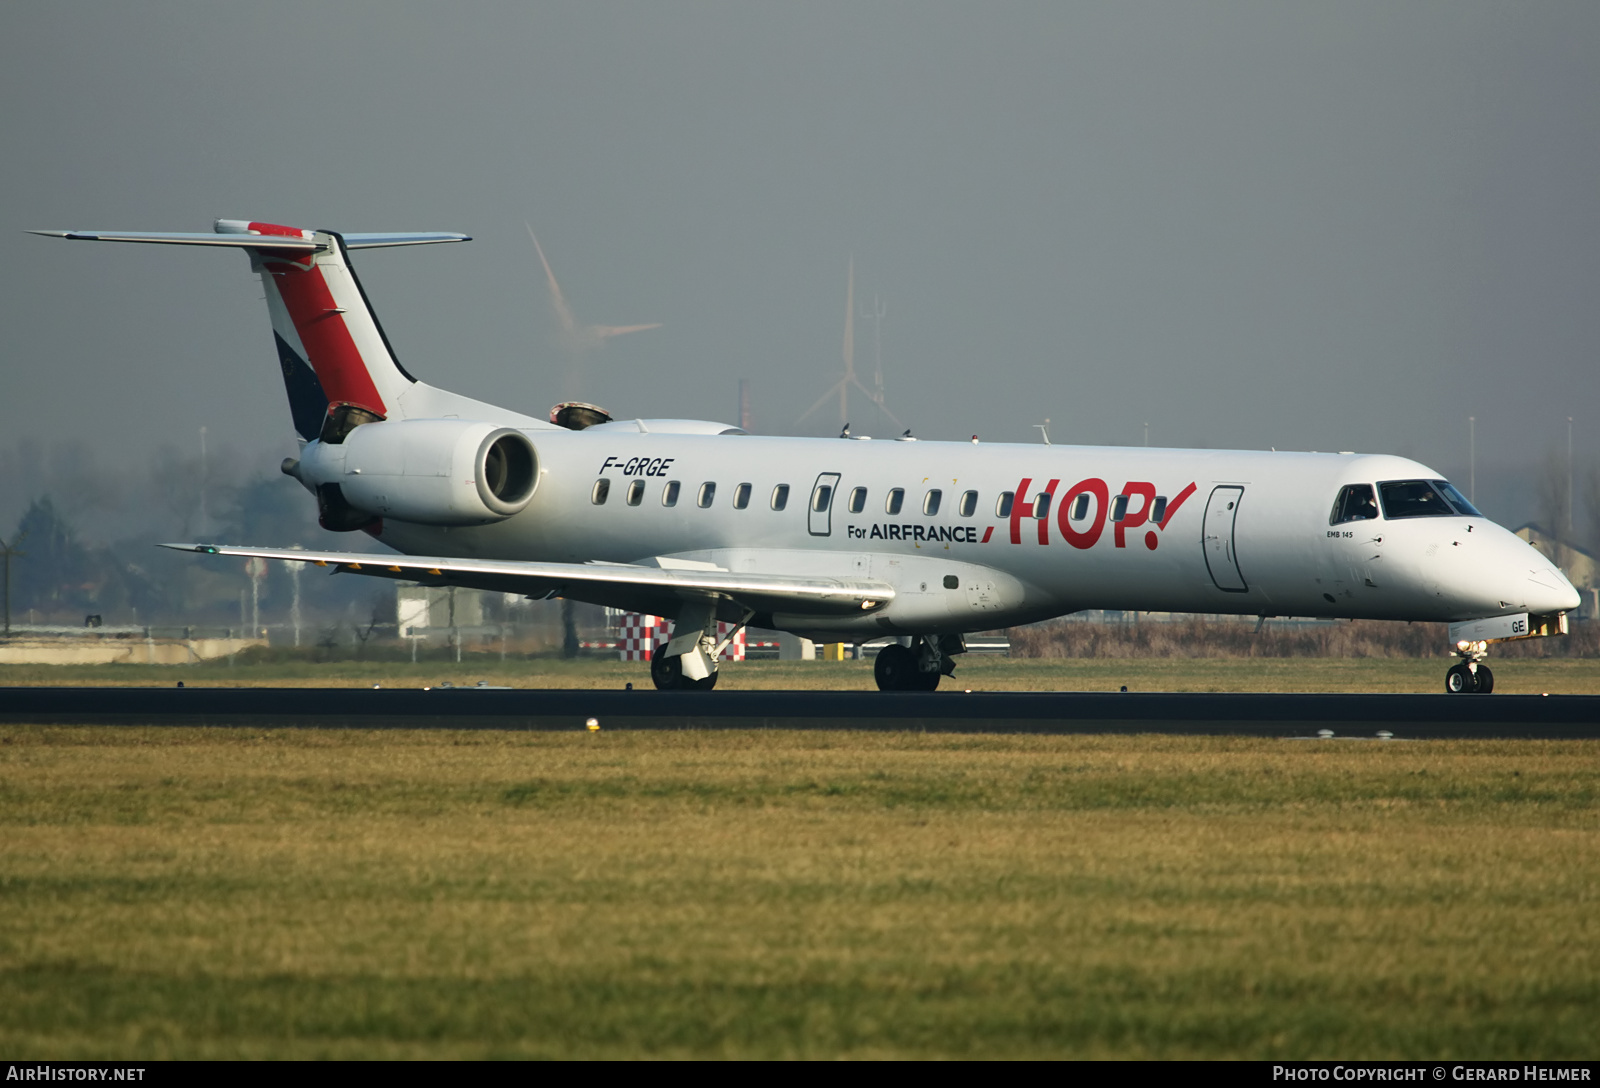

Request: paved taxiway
left=3, top=688, right=1599, bottom=738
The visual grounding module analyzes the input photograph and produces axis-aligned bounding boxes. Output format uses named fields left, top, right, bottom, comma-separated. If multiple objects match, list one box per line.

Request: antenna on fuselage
left=1035, top=419, right=1051, bottom=445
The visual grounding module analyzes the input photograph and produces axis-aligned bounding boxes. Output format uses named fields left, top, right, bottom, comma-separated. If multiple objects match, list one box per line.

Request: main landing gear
left=873, top=634, right=965, bottom=692
left=649, top=603, right=750, bottom=691
left=652, top=642, right=718, bottom=690
left=1445, top=640, right=1494, bottom=695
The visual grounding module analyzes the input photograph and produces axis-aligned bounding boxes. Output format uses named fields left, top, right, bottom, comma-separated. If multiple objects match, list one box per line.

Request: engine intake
left=298, top=420, right=539, bottom=526
left=477, top=428, right=538, bottom=515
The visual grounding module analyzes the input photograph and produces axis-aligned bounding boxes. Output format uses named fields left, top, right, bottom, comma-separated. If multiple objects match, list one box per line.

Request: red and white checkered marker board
left=617, top=613, right=665, bottom=661
left=618, top=614, right=744, bottom=661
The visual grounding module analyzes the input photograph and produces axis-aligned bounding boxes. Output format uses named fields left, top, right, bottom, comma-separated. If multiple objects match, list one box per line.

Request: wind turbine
left=798, top=258, right=902, bottom=431
left=525, top=222, right=660, bottom=400
left=861, top=292, right=895, bottom=431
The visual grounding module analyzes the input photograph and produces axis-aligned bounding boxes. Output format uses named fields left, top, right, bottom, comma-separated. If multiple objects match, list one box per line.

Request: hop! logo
left=1000, top=478, right=1197, bottom=550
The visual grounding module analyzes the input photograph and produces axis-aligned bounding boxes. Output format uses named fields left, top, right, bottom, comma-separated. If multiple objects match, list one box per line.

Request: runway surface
left=3, top=687, right=1600, bottom=737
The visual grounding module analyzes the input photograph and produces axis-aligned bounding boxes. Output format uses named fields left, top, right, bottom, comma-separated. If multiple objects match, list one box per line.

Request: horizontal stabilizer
left=29, top=229, right=316, bottom=250
left=162, top=544, right=895, bottom=617
left=343, top=233, right=471, bottom=249
left=30, top=230, right=469, bottom=251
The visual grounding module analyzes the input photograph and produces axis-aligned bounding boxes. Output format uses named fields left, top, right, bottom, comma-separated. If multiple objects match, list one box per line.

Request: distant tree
left=1536, top=450, right=1571, bottom=541
left=1584, top=465, right=1600, bottom=559
left=11, top=497, right=96, bottom=618
left=148, top=444, right=203, bottom=539
left=216, top=474, right=320, bottom=547
left=562, top=597, right=579, bottom=658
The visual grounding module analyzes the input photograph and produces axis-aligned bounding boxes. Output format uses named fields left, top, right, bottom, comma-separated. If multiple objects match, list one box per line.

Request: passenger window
left=997, top=492, right=1014, bottom=518
left=1110, top=494, right=1129, bottom=523
left=1330, top=484, right=1379, bottom=525
left=770, top=484, right=789, bottom=511
left=1379, top=480, right=1454, bottom=519
left=733, top=482, right=751, bottom=510
left=662, top=480, right=680, bottom=507
left=886, top=488, right=905, bottom=515
left=1151, top=496, right=1168, bottom=524
left=698, top=482, right=716, bottom=508
left=923, top=489, right=942, bottom=516
left=812, top=484, right=834, bottom=512
left=848, top=487, right=867, bottom=514
left=1033, top=492, right=1052, bottom=520
left=1070, top=493, right=1091, bottom=521
left=626, top=480, right=644, bottom=506
left=958, top=490, right=977, bottom=517
left=591, top=479, right=610, bottom=505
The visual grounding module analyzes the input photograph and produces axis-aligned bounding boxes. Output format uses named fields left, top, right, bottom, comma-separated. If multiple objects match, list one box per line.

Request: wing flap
left=162, top=544, right=894, bottom=616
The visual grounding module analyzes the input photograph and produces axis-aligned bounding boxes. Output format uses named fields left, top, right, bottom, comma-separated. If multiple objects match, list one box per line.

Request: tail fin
left=220, top=220, right=461, bottom=440
left=31, top=221, right=469, bottom=441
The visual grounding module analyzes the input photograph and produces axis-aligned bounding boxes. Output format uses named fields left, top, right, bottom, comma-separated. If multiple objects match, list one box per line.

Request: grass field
left=3, top=654, right=1600, bottom=693
left=0, top=727, right=1595, bottom=1058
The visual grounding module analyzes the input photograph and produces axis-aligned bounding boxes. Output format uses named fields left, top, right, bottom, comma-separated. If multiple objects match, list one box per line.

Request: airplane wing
left=161, top=543, right=894, bottom=622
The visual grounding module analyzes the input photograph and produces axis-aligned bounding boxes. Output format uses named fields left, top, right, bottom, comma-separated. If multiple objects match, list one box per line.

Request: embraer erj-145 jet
left=34, top=221, right=1581, bottom=693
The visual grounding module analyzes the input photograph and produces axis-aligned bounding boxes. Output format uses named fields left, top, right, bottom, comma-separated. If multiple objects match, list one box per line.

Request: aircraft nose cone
left=1526, top=566, right=1581, bottom=614
left=1451, top=526, right=1583, bottom=617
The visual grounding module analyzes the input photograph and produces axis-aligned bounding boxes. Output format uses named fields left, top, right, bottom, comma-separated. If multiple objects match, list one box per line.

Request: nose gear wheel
left=1444, top=661, right=1494, bottom=695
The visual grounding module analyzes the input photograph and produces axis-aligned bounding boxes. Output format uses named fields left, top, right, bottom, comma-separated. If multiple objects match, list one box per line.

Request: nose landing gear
left=1441, top=612, right=1572, bottom=694
left=1445, top=640, right=1494, bottom=694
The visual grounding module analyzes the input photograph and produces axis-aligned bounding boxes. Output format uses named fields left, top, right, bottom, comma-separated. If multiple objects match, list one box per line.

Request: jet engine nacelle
left=295, top=420, right=539, bottom=526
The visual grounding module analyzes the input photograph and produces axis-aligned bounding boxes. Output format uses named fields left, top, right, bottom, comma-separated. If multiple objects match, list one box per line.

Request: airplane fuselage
left=366, top=427, right=1572, bottom=638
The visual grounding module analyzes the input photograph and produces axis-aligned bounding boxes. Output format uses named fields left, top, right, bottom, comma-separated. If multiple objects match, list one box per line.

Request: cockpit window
left=1330, top=484, right=1378, bottom=525
left=1379, top=480, right=1458, bottom=519
left=1431, top=480, right=1482, bottom=517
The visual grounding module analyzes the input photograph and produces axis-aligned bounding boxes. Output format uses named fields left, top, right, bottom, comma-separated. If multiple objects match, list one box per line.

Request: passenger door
left=809, top=473, right=841, bottom=537
left=1203, top=485, right=1248, bottom=592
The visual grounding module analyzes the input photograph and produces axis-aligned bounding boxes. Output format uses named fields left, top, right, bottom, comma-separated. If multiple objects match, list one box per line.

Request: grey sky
left=4, top=2, right=1598, bottom=529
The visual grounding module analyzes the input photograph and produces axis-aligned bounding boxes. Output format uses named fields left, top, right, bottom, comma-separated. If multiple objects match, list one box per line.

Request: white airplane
left=32, top=220, right=1581, bottom=694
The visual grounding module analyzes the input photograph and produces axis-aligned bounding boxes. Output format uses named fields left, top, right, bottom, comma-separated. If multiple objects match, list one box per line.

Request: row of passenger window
left=592, top=479, right=778, bottom=509
left=591, top=479, right=1170, bottom=524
